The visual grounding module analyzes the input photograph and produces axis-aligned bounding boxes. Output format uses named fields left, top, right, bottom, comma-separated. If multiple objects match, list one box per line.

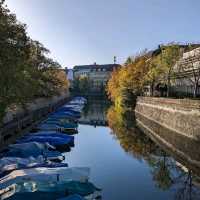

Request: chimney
left=114, top=56, right=116, bottom=64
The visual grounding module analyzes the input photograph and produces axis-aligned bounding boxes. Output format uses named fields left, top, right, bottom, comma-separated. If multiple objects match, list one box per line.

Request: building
left=73, top=63, right=120, bottom=92
left=144, top=44, right=200, bottom=97
left=65, top=67, right=74, bottom=90
left=172, top=47, right=200, bottom=97
left=65, top=68, right=73, bottom=81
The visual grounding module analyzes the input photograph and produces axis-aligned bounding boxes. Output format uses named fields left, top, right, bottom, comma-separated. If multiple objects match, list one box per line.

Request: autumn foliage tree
left=107, top=44, right=185, bottom=111
left=107, top=51, right=150, bottom=112
left=0, top=0, right=69, bottom=122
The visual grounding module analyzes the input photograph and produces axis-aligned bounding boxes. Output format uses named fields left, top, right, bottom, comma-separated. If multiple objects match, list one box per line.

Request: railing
left=170, top=85, right=200, bottom=98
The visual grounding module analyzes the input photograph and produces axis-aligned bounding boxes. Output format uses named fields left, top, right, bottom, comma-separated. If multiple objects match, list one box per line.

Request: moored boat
left=36, top=123, right=77, bottom=132
left=23, top=132, right=74, bottom=140
left=3, top=148, right=65, bottom=162
left=57, top=195, right=85, bottom=200
left=0, top=158, right=68, bottom=176
left=0, top=167, right=90, bottom=190
left=17, top=136, right=74, bottom=148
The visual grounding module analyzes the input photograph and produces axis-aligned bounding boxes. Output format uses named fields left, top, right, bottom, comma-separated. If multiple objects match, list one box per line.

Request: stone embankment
left=0, top=92, right=69, bottom=148
left=135, top=97, right=200, bottom=174
left=135, top=97, right=200, bottom=140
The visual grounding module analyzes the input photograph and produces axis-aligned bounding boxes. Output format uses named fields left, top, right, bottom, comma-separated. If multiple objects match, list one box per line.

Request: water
left=65, top=99, right=200, bottom=200
left=2, top=99, right=200, bottom=200
left=66, top=125, right=170, bottom=200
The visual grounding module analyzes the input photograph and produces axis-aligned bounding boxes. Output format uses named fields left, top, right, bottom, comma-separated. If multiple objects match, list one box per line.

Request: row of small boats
left=0, top=97, right=101, bottom=200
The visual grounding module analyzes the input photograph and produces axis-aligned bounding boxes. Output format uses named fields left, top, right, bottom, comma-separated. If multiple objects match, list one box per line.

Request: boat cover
left=23, top=133, right=74, bottom=140
left=17, top=136, right=74, bottom=146
left=0, top=167, right=90, bottom=190
left=58, top=194, right=85, bottom=200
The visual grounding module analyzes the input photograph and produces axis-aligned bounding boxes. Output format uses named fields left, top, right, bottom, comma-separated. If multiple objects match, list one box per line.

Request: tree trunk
left=0, top=101, right=7, bottom=125
left=167, top=76, right=170, bottom=97
left=150, top=81, right=155, bottom=97
left=193, top=81, right=198, bottom=98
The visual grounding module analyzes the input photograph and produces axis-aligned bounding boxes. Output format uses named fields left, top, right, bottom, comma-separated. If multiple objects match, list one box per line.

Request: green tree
left=159, top=44, right=182, bottom=97
left=0, top=1, right=68, bottom=123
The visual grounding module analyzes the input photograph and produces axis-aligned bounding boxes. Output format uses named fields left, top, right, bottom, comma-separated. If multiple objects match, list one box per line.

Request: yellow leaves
left=107, top=68, right=121, bottom=101
left=54, top=69, right=69, bottom=90
left=107, top=53, right=150, bottom=105
left=43, top=68, right=69, bottom=92
left=107, top=45, right=182, bottom=105
left=124, top=55, right=150, bottom=91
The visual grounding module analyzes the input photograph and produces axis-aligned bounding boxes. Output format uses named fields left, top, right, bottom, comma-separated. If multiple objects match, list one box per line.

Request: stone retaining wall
left=135, top=97, right=200, bottom=140
left=0, top=91, right=70, bottom=147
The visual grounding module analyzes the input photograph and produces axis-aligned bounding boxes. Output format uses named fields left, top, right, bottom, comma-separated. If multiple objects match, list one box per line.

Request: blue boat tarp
left=37, top=124, right=60, bottom=129
left=58, top=195, right=85, bottom=200
left=37, top=123, right=77, bottom=130
left=63, top=105, right=83, bottom=112
left=49, top=114, right=79, bottom=119
left=41, top=122, right=78, bottom=129
left=32, top=163, right=68, bottom=168
left=46, top=118, right=77, bottom=124
left=0, top=158, right=68, bottom=176
left=9, top=142, right=55, bottom=151
left=47, top=116, right=73, bottom=121
left=17, top=136, right=74, bottom=147
left=0, top=156, right=44, bottom=174
left=57, top=111, right=81, bottom=117
left=23, top=133, right=74, bottom=141
left=0, top=181, right=99, bottom=199
left=51, top=112, right=81, bottom=119
left=61, top=181, right=101, bottom=196
left=3, top=147, right=64, bottom=160
left=43, top=119, right=77, bottom=125
left=57, top=109, right=81, bottom=115
left=0, top=167, right=90, bottom=191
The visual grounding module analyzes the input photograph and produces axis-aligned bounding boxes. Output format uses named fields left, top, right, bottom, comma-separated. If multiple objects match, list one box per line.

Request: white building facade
left=73, top=64, right=120, bottom=92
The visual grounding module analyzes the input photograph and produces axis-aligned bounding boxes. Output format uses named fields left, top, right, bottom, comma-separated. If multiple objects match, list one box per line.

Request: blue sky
left=6, top=0, right=200, bottom=68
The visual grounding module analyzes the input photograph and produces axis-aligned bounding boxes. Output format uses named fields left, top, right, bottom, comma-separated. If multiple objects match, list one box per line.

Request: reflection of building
left=73, top=63, right=120, bottom=92
left=79, top=99, right=108, bottom=126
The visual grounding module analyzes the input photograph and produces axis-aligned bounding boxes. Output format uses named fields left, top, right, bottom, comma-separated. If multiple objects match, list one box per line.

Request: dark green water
left=5, top=99, right=200, bottom=200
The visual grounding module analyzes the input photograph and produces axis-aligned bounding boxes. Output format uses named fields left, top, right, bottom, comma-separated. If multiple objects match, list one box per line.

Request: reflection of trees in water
left=107, top=106, right=200, bottom=200
left=149, top=152, right=200, bottom=200
left=107, top=106, right=158, bottom=160
left=148, top=151, right=176, bottom=190
left=174, top=170, right=200, bottom=200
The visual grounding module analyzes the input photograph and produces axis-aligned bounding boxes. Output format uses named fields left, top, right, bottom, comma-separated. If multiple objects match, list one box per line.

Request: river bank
left=134, top=96, right=200, bottom=175
left=1, top=98, right=200, bottom=199
left=70, top=99, right=200, bottom=200
left=135, top=97, right=200, bottom=140
left=0, top=92, right=70, bottom=149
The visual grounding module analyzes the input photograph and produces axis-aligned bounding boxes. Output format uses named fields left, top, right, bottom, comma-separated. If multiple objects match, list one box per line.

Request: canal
left=2, top=98, right=200, bottom=200
left=65, top=99, right=200, bottom=200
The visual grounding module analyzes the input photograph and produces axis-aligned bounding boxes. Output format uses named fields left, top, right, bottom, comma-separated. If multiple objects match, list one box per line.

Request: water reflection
left=2, top=98, right=200, bottom=200
left=107, top=106, right=200, bottom=200
left=79, top=98, right=109, bottom=127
